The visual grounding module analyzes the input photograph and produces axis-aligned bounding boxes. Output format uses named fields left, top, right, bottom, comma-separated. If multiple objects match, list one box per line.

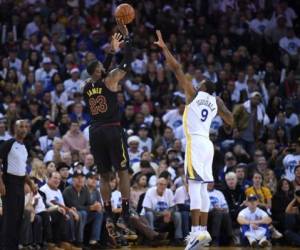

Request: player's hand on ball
left=111, top=33, right=123, bottom=52
left=154, top=30, right=166, bottom=49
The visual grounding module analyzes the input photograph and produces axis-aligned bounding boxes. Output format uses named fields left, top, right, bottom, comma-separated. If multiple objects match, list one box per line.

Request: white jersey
left=183, top=91, right=218, bottom=138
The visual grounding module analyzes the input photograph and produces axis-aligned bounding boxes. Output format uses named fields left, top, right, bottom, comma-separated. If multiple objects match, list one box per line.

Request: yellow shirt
left=245, top=186, right=272, bottom=205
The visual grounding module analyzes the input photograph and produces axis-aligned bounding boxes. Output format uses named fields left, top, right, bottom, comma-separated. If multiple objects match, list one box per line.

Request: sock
left=104, top=201, right=113, bottom=218
left=192, top=226, right=200, bottom=233
left=200, top=226, right=207, bottom=231
left=122, top=199, right=130, bottom=220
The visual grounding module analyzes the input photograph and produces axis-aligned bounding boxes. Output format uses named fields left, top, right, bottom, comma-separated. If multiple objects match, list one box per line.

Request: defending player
left=154, top=30, right=234, bottom=250
left=82, top=25, right=133, bottom=243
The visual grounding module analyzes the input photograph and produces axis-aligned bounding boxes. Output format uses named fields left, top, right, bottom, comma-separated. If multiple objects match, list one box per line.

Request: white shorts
left=184, top=135, right=214, bottom=182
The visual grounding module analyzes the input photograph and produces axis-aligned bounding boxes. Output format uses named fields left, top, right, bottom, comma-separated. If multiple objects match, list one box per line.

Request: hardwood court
left=128, top=247, right=296, bottom=250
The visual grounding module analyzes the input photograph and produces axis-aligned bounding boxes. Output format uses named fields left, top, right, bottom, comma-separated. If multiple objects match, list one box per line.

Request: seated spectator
left=218, top=151, right=237, bottom=182
left=245, top=172, right=272, bottom=212
left=63, top=170, right=103, bottom=247
left=44, top=138, right=64, bottom=164
left=272, top=178, right=294, bottom=231
left=235, top=163, right=252, bottom=190
left=285, top=189, right=300, bottom=246
left=68, top=103, right=90, bottom=131
left=174, top=178, right=190, bottom=238
left=127, top=135, right=143, bottom=166
left=142, top=177, right=183, bottom=245
left=30, top=158, right=47, bottom=188
left=293, top=164, right=300, bottom=190
left=82, top=154, right=96, bottom=175
left=39, top=171, right=80, bottom=250
left=45, top=161, right=57, bottom=177
left=86, top=172, right=105, bottom=247
left=208, top=182, right=233, bottom=246
left=137, top=123, right=153, bottom=152
left=62, top=121, right=88, bottom=153
left=237, top=194, right=272, bottom=247
left=130, top=174, right=148, bottom=210
left=131, top=151, right=159, bottom=174
left=38, top=122, right=59, bottom=154
left=222, top=172, right=246, bottom=225
left=282, top=139, right=300, bottom=181
left=57, top=162, right=71, bottom=192
left=263, top=169, right=277, bottom=194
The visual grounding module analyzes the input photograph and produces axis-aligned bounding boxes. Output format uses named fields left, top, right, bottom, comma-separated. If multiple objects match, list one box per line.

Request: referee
left=0, top=120, right=29, bottom=250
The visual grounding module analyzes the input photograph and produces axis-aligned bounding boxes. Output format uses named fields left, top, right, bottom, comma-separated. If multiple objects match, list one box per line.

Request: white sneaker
left=259, top=237, right=270, bottom=247
left=185, top=231, right=211, bottom=250
left=247, top=236, right=258, bottom=248
left=271, top=228, right=283, bottom=239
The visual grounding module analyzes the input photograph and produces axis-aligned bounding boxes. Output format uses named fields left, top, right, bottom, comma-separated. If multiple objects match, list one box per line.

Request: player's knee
left=188, top=180, right=202, bottom=210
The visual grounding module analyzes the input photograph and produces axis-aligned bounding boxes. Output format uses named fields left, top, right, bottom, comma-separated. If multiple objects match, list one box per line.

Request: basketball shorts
left=89, top=124, right=129, bottom=173
left=184, top=135, right=214, bottom=182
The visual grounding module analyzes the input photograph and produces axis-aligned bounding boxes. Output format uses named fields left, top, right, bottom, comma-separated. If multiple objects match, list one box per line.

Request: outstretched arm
left=216, top=96, right=234, bottom=126
left=154, top=30, right=195, bottom=103
left=105, top=25, right=132, bottom=91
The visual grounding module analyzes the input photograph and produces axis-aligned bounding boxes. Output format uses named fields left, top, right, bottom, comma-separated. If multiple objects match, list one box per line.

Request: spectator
left=162, top=101, right=184, bottom=131
left=282, top=139, right=300, bottom=181
left=130, top=173, right=148, bottom=210
left=0, top=120, right=12, bottom=141
left=143, top=177, right=183, bottom=245
left=39, top=171, right=80, bottom=250
left=218, top=151, right=237, bottom=182
left=233, top=92, right=269, bottom=154
left=174, top=178, right=190, bottom=238
left=62, top=121, right=88, bottom=153
left=272, top=178, right=294, bottom=231
left=127, top=136, right=142, bottom=166
left=63, top=68, right=83, bottom=96
left=235, top=164, right=252, bottom=190
left=63, top=170, right=103, bottom=247
left=207, top=182, right=233, bottom=246
left=82, top=153, right=96, bottom=175
left=44, top=138, right=64, bottom=163
left=137, top=124, right=153, bottom=152
left=35, top=57, right=57, bottom=91
left=263, top=169, right=277, bottom=194
left=237, top=194, right=272, bottom=247
left=30, top=158, right=47, bottom=188
left=39, top=122, right=59, bottom=154
left=285, top=189, right=300, bottom=246
left=293, top=164, right=300, bottom=190
left=57, top=162, right=71, bottom=192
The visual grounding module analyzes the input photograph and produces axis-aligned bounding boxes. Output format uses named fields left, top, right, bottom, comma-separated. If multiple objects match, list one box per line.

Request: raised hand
left=111, top=33, right=123, bottom=52
left=154, top=30, right=167, bottom=49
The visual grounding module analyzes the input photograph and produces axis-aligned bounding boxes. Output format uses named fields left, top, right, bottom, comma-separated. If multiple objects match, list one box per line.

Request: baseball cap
left=72, top=169, right=85, bottom=178
left=86, top=171, right=98, bottom=179
left=250, top=91, right=262, bottom=99
left=247, top=194, right=258, bottom=201
left=139, top=123, right=148, bottom=130
left=70, top=67, right=80, bottom=74
left=56, top=162, right=70, bottom=172
left=47, top=123, right=56, bottom=130
left=42, top=57, right=52, bottom=64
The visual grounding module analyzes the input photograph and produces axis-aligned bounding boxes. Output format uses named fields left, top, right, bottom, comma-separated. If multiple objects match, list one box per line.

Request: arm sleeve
left=142, top=190, right=152, bottom=209
left=103, top=52, right=114, bottom=72
left=118, top=36, right=133, bottom=72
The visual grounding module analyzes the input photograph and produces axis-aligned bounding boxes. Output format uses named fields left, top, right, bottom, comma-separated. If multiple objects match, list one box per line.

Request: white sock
left=200, top=226, right=207, bottom=231
left=192, top=226, right=200, bottom=232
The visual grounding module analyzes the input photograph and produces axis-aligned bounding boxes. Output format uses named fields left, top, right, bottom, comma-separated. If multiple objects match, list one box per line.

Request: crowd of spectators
left=0, top=0, right=300, bottom=249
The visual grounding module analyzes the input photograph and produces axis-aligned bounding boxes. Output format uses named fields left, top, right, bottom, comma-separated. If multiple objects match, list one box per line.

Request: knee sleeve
left=188, top=180, right=202, bottom=210
left=200, top=183, right=210, bottom=212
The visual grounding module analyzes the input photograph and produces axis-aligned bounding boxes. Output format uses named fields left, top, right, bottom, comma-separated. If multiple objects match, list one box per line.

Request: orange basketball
left=114, top=3, right=135, bottom=25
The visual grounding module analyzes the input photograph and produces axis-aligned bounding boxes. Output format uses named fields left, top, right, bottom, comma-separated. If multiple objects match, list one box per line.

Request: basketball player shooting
left=154, top=30, right=234, bottom=250
left=82, top=24, right=133, bottom=243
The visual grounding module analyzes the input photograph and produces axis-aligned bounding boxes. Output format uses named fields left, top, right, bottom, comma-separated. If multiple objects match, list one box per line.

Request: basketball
left=114, top=3, right=135, bottom=25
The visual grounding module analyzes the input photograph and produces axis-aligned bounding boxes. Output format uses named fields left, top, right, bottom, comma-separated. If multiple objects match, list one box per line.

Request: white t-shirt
left=0, top=132, right=12, bottom=141
left=40, top=183, right=65, bottom=206
left=208, top=189, right=228, bottom=211
left=282, top=154, right=300, bottom=181
left=63, top=78, right=84, bottom=96
left=238, top=207, right=268, bottom=222
left=128, top=149, right=142, bottom=165
left=174, top=125, right=185, bottom=140
left=163, top=109, right=183, bottom=130
left=34, top=192, right=46, bottom=214
left=43, top=150, right=64, bottom=163
left=142, top=187, right=174, bottom=212
left=111, top=190, right=122, bottom=209
left=83, top=126, right=89, bottom=141
left=286, top=113, right=299, bottom=128
left=279, top=36, right=300, bottom=56
left=249, top=18, right=269, bottom=35
left=174, top=186, right=190, bottom=206
left=139, top=137, right=153, bottom=152
left=39, top=136, right=58, bottom=153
